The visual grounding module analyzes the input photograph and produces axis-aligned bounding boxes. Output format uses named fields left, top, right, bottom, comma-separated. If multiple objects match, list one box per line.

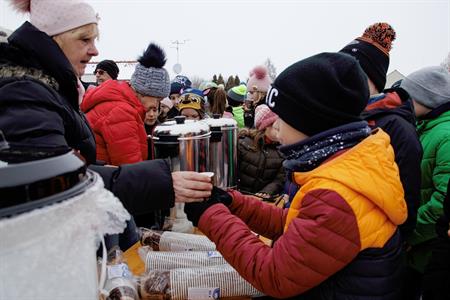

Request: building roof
left=0, top=26, right=13, bottom=43
left=386, top=70, right=405, bottom=88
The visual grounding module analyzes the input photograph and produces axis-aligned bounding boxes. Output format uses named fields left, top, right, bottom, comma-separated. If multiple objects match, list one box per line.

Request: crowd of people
left=0, top=0, right=449, bottom=299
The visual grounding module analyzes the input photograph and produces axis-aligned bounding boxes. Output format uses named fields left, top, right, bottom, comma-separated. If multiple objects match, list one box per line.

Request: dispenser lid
left=203, top=115, right=237, bottom=128
left=0, top=149, right=86, bottom=188
left=0, top=149, right=89, bottom=217
left=154, top=116, right=210, bottom=138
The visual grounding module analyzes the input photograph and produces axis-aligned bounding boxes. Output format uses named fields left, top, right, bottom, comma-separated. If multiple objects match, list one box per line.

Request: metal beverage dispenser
left=203, top=115, right=238, bottom=189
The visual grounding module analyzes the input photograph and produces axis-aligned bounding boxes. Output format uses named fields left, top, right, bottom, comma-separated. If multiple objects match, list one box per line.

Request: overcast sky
left=1, top=0, right=449, bottom=82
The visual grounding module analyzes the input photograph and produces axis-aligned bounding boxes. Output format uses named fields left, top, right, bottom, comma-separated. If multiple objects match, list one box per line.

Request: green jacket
left=232, top=106, right=245, bottom=128
left=408, top=109, right=450, bottom=272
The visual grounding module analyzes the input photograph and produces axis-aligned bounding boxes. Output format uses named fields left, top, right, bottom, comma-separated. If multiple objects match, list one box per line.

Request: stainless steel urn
left=203, top=115, right=238, bottom=189
left=152, top=116, right=211, bottom=173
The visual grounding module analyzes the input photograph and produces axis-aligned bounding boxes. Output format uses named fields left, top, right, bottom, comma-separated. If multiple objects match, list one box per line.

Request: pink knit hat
left=10, top=0, right=98, bottom=36
left=246, top=65, right=272, bottom=93
left=160, top=97, right=174, bottom=109
left=255, top=104, right=278, bottom=130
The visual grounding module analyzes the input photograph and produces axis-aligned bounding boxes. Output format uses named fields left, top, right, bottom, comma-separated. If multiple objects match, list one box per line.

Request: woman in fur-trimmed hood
left=0, top=0, right=212, bottom=247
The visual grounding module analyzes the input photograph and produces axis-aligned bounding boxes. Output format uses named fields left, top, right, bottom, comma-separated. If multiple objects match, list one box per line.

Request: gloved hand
left=210, top=186, right=233, bottom=206
left=184, top=187, right=233, bottom=226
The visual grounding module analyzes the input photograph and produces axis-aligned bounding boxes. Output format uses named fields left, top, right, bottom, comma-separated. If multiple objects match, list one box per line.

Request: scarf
left=281, top=121, right=371, bottom=172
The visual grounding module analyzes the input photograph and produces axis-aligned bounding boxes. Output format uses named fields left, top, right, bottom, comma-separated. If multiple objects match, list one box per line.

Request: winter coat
left=422, top=179, right=450, bottom=299
left=0, top=22, right=96, bottom=164
left=408, top=103, right=450, bottom=273
left=244, top=107, right=255, bottom=128
left=145, top=122, right=159, bottom=160
left=362, top=88, right=422, bottom=238
left=197, top=129, right=406, bottom=299
left=89, top=160, right=173, bottom=216
left=237, top=135, right=284, bottom=195
left=166, top=106, right=179, bottom=120
left=136, top=121, right=170, bottom=230
left=229, top=106, right=245, bottom=128
left=81, top=80, right=148, bottom=165
left=0, top=22, right=175, bottom=217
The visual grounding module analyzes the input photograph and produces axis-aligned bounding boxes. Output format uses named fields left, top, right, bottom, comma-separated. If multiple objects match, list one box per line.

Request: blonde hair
left=254, top=91, right=268, bottom=106
left=238, top=128, right=265, bottom=151
left=53, top=23, right=99, bottom=46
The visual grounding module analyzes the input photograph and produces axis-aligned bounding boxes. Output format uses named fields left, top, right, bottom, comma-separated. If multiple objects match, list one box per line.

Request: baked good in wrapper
left=140, top=228, right=216, bottom=251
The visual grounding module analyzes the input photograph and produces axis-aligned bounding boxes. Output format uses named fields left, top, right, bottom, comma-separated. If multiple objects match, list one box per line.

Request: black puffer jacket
left=0, top=22, right=175, bottom=216
left=237, top=135, right=284, bottom=195
left=362, top=88, right=422, bottom=238
left=0, top=22, right=96, bottom=164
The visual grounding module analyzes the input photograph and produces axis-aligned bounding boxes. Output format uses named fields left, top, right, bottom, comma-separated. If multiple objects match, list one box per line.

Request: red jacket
left=81, top=80, right=148, bottom=165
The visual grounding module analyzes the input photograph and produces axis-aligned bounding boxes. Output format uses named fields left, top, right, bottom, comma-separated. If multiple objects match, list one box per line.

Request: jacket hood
left=3, top=22, right=79, bottom=109
left=418, top=108, right=450, bottom=133
left=362, top=88, right=416, bottom=125
left=81, top=80, right=145, bottom=116
left=421, top=101, right=450, bottom=120
left=293, top=129, right=407, bottom=225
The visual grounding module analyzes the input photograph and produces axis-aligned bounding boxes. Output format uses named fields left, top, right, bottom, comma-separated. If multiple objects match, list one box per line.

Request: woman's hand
left=172, top=171, right=212, bottom=203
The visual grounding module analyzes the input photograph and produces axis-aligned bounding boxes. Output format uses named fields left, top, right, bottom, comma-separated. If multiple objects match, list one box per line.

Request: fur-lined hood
left=0, top=22, right=79, bottom=109
left=0, top=64, right=59, bottom=90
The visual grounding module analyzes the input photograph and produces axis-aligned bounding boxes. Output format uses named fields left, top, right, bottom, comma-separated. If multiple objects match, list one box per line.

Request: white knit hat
left=10, top=0, right=98, bottom=36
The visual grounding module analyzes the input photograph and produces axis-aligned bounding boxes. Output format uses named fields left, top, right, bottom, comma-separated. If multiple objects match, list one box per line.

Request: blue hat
left=170, top=82, right=183, bottom=95
left=182, top=88, right=205, bottom=101
left=173, top=75, right=192, bottom=88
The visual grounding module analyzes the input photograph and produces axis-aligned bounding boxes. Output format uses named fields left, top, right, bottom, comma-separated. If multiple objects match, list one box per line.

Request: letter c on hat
left=266, top=87, right=278, bottom=108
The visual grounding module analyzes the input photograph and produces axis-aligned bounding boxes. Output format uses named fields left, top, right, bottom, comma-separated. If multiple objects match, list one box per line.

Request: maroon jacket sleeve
left=226, top=190, right=287, bottom=240
left=198, top=189, right=361, bottom=298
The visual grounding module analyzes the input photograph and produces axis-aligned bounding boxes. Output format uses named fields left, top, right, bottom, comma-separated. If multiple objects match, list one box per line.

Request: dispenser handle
left=175, top=116, right=186, bottom=124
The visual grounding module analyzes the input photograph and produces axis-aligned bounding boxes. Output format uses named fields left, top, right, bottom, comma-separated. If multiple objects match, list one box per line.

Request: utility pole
left=171, top=39, right=190, bottom=64
left=171, top=39, right=190, bottom=75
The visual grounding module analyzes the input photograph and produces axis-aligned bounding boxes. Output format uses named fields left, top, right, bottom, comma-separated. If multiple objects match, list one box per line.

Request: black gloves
left=209, top=186, right=233, bottom=206
left=184, top=187, right=232, bottom=226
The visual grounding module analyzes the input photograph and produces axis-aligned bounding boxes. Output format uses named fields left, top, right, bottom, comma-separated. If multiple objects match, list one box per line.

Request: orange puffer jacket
left=197, top=129, right=407, bottom=298
left=81, top=80, right=148, bottom=165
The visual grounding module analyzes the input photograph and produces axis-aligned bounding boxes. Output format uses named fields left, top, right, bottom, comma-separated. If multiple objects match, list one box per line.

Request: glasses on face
left=94, top=69, right=105, bottom=75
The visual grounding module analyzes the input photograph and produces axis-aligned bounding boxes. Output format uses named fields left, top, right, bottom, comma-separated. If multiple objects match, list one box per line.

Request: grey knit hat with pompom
left=130, top=43, right=170, bottom=97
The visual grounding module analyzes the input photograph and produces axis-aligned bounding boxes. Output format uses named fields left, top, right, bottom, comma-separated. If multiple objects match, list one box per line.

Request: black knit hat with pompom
left=340, top=22, right=396, bottom=93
